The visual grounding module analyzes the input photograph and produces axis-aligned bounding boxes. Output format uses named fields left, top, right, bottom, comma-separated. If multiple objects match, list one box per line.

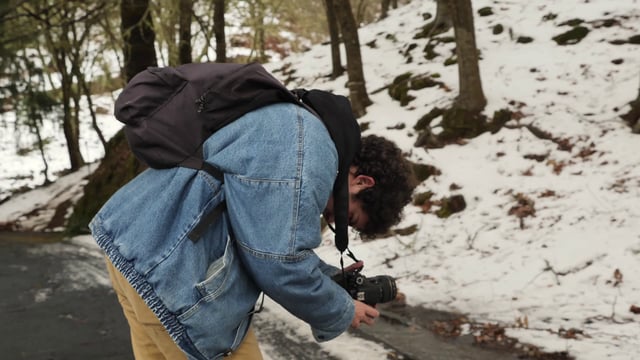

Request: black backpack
left=114, top=62, right=360, bottom=254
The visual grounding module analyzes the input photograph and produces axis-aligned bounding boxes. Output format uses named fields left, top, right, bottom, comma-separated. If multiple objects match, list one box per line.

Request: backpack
left=114, top=62, right=360, bottom=254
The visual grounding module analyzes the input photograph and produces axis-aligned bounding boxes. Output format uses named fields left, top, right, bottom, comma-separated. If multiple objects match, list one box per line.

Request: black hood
left=293, top=89, right=361, bottom=253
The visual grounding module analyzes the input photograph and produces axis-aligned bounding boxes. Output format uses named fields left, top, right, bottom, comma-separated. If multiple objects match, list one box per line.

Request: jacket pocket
left=176, top=233, right=260, bottom=359
left=194, top=234, right=234, bottom=300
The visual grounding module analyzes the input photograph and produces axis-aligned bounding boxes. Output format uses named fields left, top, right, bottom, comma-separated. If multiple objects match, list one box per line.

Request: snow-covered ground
left=1, top=0, right=639, bottom=359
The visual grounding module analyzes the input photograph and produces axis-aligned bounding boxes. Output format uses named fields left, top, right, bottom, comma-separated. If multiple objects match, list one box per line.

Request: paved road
left=0, top=233, right=133, bottom=360
left=0, top=232, right=520, bottom=360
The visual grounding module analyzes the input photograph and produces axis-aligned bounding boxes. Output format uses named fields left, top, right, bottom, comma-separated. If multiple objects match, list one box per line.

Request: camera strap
left=339, top=247, right=361, bottom=283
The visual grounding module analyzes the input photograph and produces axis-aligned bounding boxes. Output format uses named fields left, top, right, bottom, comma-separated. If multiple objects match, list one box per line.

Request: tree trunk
left=121, top=0, right=157, bottom=82
left=323, top=0, right=344, bottom=79
left=213, top=0, right=226, bottom=62
left=46, top=24, right=85, bottom=171
left=332, top=0, right=371, bottom=117
left=621, top=75, right=640, bottom=133
left=449, top=0, right=486, bottom=113
left=380, top=0, right=391, bottom=20
left=68, top=0, right=156, bottom=234
left=433, top=0, right=452, bottom=35
left=178, top=0, right=193, bottom=64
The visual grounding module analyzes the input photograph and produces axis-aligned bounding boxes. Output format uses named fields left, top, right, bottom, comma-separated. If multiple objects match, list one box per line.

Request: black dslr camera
left=332, top=270, right=397, bottom=306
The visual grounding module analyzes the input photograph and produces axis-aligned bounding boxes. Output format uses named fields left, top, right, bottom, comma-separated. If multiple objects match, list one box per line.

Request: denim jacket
left=90, top=103, right=355, bottom=360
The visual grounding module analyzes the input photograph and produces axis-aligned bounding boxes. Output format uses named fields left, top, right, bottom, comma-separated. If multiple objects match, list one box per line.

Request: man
left=91, top=99, right=415, bottom=359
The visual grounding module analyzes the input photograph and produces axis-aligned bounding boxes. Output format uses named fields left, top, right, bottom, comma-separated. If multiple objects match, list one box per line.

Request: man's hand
left=350, top=300, right=379, bottom=329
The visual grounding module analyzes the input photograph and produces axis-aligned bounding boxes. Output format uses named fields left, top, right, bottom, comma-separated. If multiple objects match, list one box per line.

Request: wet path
left=0, top=232, right=519, bottom=360
left=354, top=307, right=517, bottom=359
left=0, top=232, right=132, bottom=360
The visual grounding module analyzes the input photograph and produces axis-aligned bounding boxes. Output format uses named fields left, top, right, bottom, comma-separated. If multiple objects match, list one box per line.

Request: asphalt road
left=0, top=233, right=133, bottom=360
left=0, top=232, right=520, bottom=360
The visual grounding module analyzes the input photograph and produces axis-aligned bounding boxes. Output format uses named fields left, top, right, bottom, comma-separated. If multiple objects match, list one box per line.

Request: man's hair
left=352, top=135, right=416, bottom=237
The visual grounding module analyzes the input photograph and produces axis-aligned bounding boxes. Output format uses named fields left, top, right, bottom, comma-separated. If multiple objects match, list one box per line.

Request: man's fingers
left=351, top=300, right=380, bottom=329
left=344, top=260, right=364, bottom=272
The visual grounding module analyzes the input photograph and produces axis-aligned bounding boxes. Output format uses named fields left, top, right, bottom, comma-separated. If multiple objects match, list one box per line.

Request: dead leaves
left=432, top=316, right=467, bottom=338
left=413, top=192, right=467, bottom=218
left=428, top=316, right=578, bottom=359
left=558, top=327, right=586, bottom=340
left=508, top=193, right=536, bottom=229
left=605, top=268, right=623, bottom=287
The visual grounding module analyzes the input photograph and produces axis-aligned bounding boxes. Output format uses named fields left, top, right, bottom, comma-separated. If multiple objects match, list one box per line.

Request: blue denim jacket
left=90, top=103, right=355, bottom=360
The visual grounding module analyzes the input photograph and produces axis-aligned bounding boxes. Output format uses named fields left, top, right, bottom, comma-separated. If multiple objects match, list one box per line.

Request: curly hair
left=352, top=135, right=416, bottom=237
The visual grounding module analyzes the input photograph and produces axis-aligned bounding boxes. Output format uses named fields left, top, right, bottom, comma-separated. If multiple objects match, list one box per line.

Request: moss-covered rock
left=388, top=72, right=415, bottom=106
left=411, top=163, right=441, bottom=183
left=478, top=7, right=493, bottom=16
left=444, top=56, right=457, bottom=66
left=410, top=74, right=443, bottom=90
left=423, top=43, right=439, bottom=60
left=629, top=34, right=640, bottom=44
left=388, top=73, right=442, bottom=106
left=559, top=18, right=584, bottom=27
left=435, top=194, right=467, bottom=218
left=392, top=224, right=419, bottom=236
left=413, top=191, right=434, bottom=206
left=517, top=36, right=534, bottom=44
left=414, top=107, right=444, bottom=131
left=552, top=26, right=589, bottom=45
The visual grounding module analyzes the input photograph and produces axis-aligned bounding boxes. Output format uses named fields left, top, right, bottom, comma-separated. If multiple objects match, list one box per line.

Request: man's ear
left=353, top=174, right=375, bottom=190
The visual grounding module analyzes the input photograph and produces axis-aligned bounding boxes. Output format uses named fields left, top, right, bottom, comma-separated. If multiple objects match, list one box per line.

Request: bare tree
left=332, top=0, right=371, bottom=117
left=432, top=0, right=452, bottom=36
left=68, top=0, right=156, bottom=234
left=449, top=0, right=486, bottom=113
left=213, top=0, right=226, bottom=62
left=323, top=0, right=344, bottom=79
left=20, top=1, right=115, bottom=170
left=380, top=0, right=391, bottom=20
left=621, top=74, right=640, bottom=133
left=179, top=0, right=193, bottom=64
left=122, top=0, right=157, bottom=81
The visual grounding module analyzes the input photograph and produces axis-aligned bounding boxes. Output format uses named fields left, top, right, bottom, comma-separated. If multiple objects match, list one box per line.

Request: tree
left=414, top=0, right=494, bottom=148
left=332, top=0, right=371, bottom=117
left=449, top=0, right=486, bottom=113
left=323, top=0, right=344, bottom=79
left=21, top=1, right=113, bottom=171
left=68, top=0, right=156, bottom=233
left=380, top=0, right=391, bottom=20
left=178, top=0, right=193, bottom=64
left=621, top=75, right=640, bottom=133
left=12, top=52, right=58, bottom=185
left=121, top=0, right=157, bottom=81
left=429, top=0, right=453, bottom=37
left=213, top=0, right=226, bottom=62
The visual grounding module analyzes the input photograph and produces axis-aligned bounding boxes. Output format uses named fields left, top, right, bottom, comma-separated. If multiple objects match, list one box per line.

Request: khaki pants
left=105, top=259, right=263, bottom=360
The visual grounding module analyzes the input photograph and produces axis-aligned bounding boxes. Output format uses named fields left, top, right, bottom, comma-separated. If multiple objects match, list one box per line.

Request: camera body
left=332, top=271, right=397, bottom=306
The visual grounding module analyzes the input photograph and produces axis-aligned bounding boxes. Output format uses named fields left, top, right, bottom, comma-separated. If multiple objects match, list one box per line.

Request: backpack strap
left=188, top=202, right=227, bottom=242
left=180, top=154, right=225, bottom=182
left=181, top=154, right=226, bottom=242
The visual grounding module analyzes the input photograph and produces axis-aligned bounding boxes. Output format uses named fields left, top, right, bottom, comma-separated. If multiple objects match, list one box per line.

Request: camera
left=332, top=271, right=397, bottom=306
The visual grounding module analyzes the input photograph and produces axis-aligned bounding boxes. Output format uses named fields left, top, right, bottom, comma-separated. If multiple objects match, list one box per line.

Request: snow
left=1, top=0, right=639, bottom=359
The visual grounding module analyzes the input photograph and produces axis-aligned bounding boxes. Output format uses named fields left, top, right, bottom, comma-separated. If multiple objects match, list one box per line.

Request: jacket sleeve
left=221, top=132, right=355, bottom=341
left=223, top=170, right=355, bottom=342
